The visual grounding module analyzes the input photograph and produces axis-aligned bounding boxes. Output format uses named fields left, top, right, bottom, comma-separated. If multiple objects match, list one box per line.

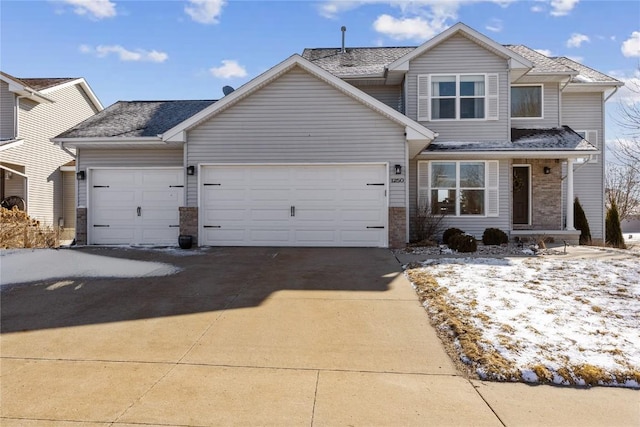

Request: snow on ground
left=406, top=256, right=640, bottom=388
left=0, top=248, right=181, bottom=287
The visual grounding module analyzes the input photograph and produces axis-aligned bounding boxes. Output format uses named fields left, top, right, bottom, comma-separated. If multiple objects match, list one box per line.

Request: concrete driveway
left=1, top=247, right=637, bottom=426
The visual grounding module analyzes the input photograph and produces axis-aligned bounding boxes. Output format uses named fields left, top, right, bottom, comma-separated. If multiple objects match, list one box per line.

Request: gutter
left=604, top=86, right=619, bottom=103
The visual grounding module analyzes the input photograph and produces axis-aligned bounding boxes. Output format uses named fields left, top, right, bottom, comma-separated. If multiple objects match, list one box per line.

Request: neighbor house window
left=418, top=74, right=499, bottom=121
left=511, top=85, right=543, bottom=118
left=429, top=161, right=487, bottom=216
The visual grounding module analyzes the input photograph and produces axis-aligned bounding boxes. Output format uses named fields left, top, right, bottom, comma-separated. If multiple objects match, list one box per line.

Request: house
left=53, top=23, right=622, bottom=247
left=1, top=72, right=103, bottom=238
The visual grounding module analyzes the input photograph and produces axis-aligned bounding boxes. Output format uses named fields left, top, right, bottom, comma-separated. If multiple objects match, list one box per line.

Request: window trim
left=416, top=159, right=500, bottom=218
left=429, top=73, right=488, bottom=121
left=511, top=84, right=544, bottom=119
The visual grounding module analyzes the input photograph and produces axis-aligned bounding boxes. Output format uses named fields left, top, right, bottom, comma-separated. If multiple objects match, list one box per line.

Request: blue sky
left=1, top=0, right=639, bottom=144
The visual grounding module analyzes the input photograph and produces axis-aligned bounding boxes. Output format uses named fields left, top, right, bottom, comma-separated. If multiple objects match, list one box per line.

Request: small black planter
left=178, top=235, right=193, bottom=249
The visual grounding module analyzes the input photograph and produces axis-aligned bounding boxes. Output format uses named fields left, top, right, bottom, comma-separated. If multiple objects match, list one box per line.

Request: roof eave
left=162, top=54, right=437, bottom=143
left=40, top=78, right=104, bottom=111
left=52, top=136, right=175, bottom=149
left=421, top=149, right=598, bottom=159
left=387, top=22, right=533, bottom=72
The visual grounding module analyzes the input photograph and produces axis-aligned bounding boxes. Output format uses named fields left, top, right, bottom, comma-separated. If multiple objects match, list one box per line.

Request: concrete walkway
left=1, top=247, right=638, bottom=426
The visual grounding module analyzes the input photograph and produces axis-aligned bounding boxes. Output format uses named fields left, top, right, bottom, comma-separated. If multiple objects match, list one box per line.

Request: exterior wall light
left=187, top=166, right=195, bottom=176
left=394, top=164, right=402, bottom=175
left=543, top=166, right=551, bottom=175
left=76, top=170, right=85, bottom=180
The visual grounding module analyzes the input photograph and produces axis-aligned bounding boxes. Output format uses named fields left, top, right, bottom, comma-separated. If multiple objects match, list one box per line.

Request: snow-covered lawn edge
left=405, top=256, right=640, bottom=389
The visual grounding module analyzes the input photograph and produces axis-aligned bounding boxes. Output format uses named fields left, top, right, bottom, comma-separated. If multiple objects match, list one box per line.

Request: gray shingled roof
left=303, top=43, right=618, bottom=86
left=425, top=127, right=597, bottom=152
left=56, top=100, right=216, bottom=138
left=302, top=47, right=414, bottom=77
left=18, top=77, right=78, bottom=91
left=553, top=57, right=621, bottom=84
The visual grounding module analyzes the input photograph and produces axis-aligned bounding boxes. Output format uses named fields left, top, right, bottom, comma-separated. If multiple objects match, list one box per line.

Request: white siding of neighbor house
left=406, top=34, right=511, bottom=141
left=408, top=157, right=511, bottom=240
left=561, top=92, right=605, bottom=241
left=76, top=148, right=183, bottom=207
left=1, top=84, right=98, bottom=226
left=511, top=82, right=560, bottom=129
left=186, top=66, right=406, bottom=208
left=351, top=84, right=403, bottom=112
left=1, top=81, right=15, bottom=140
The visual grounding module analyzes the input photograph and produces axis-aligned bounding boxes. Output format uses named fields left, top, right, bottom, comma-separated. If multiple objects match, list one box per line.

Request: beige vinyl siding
left=3, top=164, right=25, bottom=198
left=1, top=84, right=98, bottom=225
left=1, top=81, right=15, bottom=139
left=187, top=66, right=406, bottom=208
left=62, top=170, right=76, bottom=229
left=76, top=148, right=183, bottom=207
left=511, top=82, right=560, bottom=128
left=351, top=84, right=403, bottom=112
left=561, top=92, right=605, bottom=241
left=406, top=34, right=510, bottom=141
left=408, top=157, right=511, bottom=240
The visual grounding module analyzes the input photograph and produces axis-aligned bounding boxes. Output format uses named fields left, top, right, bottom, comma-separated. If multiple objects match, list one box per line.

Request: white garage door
left=89, top=169, right=184, bottom=245
left=200, top=164, right=388, bottom=247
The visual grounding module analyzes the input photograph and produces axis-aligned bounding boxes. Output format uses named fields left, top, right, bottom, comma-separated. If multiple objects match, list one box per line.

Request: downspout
left=604, top=87, right=619, bottom=103
left=558, top=78, right=571, bottom=125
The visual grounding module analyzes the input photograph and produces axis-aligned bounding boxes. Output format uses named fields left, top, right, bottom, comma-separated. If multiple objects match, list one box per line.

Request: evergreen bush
left=574, top=198, right=592, bottom=245
left=606, top=200, right=626, bottom=249
left=482, top=228, right=509, bottom=245
left=448, top=233, right=478, bottom=253
left=442, top=227, right=464, bottom=245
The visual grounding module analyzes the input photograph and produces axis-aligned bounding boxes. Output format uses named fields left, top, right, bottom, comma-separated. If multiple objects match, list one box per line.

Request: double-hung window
left=418, top=73, right=499, bottom=121
left=418, top=160, right=499, bottom=217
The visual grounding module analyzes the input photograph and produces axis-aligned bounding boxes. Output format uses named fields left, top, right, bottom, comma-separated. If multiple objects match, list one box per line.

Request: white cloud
left=209, top=60, right=247, bottom=79
left=185, top=0, right=226, bottom=24
left=615, top=70, right=640, bottom=106
left=80, top=44, right=169, bottom=63
left=485, top=18, right=503, bottom=33
left=373, top=14, right=447, bottom=41
left=550, top=0, right=579, bottom=16
left=61, top=0, right=116, bottom=19
left=566, top=32, right=590, bottom=48
left=530, top=5, right=544, bottom=13
left=565, top=55, right=584, bottom=63
left=534, top=48, right=553, bottom=57
left=621, top=31, right=640, bottom=58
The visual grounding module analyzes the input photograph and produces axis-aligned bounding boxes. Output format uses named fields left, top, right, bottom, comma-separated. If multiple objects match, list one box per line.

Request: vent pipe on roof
left=341, top=26, right=347, bottom=53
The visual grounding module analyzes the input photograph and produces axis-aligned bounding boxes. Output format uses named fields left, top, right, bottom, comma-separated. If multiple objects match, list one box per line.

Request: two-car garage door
left=200, top=164, right=388, bottom=247
left=89, top=169, right=183, bottom=245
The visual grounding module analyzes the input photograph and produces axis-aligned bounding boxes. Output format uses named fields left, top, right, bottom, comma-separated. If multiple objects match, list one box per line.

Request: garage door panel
left=201, top=164, right=387, bottom=247
left=89, top=169, right=183, bottom=245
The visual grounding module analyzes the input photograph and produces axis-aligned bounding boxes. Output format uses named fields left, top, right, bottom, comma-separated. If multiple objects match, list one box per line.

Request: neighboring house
left=53, top=23, right=621, bottom=247
left=1, top=72, right=102, bottom=238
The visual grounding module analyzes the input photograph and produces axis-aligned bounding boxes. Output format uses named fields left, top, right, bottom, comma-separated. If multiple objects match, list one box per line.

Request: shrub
left=574, top=198, right=592, bottom=245
left=1, top=207, right=59, bottom=249
left=448, top=233, right=478, bottom=253
left=442, top=228, right=464, bottom=245
left=412, top=204, right=446, bottom=244
left=482, top=228, right=508, bottom=245
left=606, top=200, right=626, bottom=249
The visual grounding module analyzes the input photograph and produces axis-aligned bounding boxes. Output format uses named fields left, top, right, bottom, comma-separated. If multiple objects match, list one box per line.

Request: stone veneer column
left=179, top=207, right=198, bottom=246
left=388, top=207, right=406, bottom=249
left=75, top=207, right=87, bottom=245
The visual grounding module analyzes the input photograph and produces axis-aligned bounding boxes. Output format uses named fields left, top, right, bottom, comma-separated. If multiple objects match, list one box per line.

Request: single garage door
left=89, top=168, right=184, bottom=245
left=200, top=164, right=388, bottom=247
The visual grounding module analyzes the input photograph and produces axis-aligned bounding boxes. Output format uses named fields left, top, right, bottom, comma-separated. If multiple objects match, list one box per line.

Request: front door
left=512, top=166, right=530, bottom=225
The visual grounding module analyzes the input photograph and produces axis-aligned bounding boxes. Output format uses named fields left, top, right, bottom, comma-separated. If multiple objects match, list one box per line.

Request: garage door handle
left=137, top=207, right=141, bottom=216
left=204, top=225, right=221, bottom=228
left=291, top=206, right=295, bottom=217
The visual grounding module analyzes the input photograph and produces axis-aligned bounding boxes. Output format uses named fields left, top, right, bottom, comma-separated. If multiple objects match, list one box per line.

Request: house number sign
left=391, top=178, right=405, bottom=183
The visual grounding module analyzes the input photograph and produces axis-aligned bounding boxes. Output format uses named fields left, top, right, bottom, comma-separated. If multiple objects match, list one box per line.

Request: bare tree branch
left=606, top=162, right=640, bottom=221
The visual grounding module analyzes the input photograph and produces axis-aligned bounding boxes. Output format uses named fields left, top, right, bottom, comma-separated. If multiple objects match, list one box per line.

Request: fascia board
left=41, top=78, right=104, bottom=111
left=421, top=150, right=598, bottom=159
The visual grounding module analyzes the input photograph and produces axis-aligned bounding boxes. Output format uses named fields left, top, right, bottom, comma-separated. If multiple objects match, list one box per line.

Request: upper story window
left=511, top=85, right=543, bottom=118
left=418, top=74, right=499, bottom=122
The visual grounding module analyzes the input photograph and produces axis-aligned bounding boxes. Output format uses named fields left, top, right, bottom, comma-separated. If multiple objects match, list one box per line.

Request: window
left=511, top=85, right=543, bottom=118
left=575, top=130, right=599, bottom=163
left=419, top=161, right=498, bottom=216
left=418, top=74, right=499, bottom=121
left=431, top=75, right=485, bottom=120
